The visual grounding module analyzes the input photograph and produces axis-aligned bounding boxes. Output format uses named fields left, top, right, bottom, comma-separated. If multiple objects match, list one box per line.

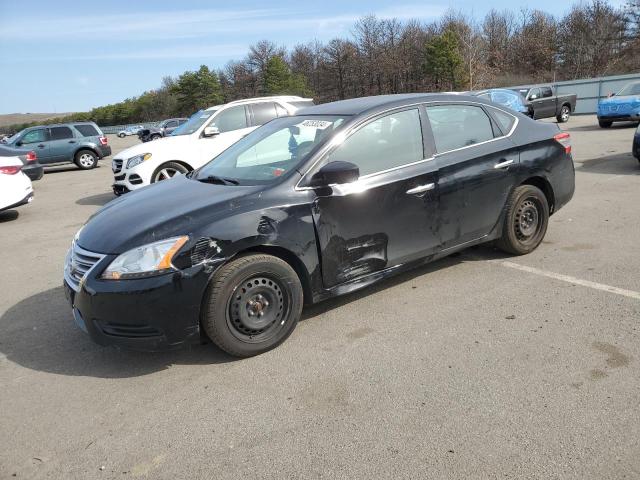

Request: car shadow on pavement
left=577, top=153, right=640, bottom=176
left=0, top=286, right=235, bottom=379
left=566, top=121, right=639, bottom=132
left=76, top=192, right=116, bottom=206
left=0, top=210, right=20, bottom=223
left=44, top=165, right=102, bottom=174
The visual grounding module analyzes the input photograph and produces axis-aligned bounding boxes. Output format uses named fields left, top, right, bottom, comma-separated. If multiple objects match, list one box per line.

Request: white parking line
left=498, top=261, right=640, bottom=301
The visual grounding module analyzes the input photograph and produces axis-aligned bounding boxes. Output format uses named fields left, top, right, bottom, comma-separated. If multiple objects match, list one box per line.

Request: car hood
left=599, top=95, right=640, bottom=106
left=114, top=135, right=195, bottom=161
left=78, top=175, right=262, bottom=254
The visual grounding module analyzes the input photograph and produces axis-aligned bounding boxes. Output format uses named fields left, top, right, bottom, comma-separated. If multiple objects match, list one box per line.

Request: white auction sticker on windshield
left=298, top=120, right=332, bottom=129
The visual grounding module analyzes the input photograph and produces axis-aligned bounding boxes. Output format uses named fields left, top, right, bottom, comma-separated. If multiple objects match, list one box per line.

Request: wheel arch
left=520, top=176, right=555, bottom=214
left=74, top=146, right=99, bottom=159
left=561, top=101, right=572, bottom=112
left=230, top=245, right=313, bottom=305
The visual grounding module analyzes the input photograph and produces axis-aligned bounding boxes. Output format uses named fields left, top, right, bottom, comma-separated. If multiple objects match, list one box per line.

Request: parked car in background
left=0, top=145, right=43, bottom=181
left=597, top=82, right=640, bottom=128
left=112, top=96, right=314, bottom=194
left=69, top=93, right=575, bottom=357
left=117, top=125, right=143, bottom=138
left=2, top=122, right=111, bottom=170
left=511, top=85, right=576, bottom=122
left=138, top=118, right=188, bottom=142
left=633, top=124, right=640, bottom=161
left=0, top=155, right=33, bottom=213
left=471, top=89, right=531, bottom=116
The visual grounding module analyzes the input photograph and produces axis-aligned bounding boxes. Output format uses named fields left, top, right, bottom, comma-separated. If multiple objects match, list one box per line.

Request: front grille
left=64, top=242, right=105, bottom=292
left=114, top=173, right=125, bottom=181
left=99, top=322, right=162, bottom=338
left=112, top=159, right=123, bottom=173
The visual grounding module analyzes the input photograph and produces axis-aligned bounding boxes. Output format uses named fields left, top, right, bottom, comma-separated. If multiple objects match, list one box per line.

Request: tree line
left=2, top=0, right=638, bottom=134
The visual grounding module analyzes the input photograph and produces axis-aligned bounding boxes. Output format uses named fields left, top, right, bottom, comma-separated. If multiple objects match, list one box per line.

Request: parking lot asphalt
left=1, top=116, right=639, bottom=479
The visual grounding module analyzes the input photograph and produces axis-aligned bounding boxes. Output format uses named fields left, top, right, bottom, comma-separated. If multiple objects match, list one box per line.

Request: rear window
left=489, top=107, right=516, bottom=134
left=74, top=124, right=99, bottom=137
left=427, top=104, right=495, bottom=153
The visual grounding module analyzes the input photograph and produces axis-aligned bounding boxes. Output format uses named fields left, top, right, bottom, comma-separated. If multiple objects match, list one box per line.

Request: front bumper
left=63, top=248, right=215, bottom=351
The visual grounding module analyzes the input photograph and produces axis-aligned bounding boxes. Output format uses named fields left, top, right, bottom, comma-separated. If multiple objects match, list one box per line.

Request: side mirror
left=308, top=161, right=359, bottom=187
left=15, top=141, right=22, bottom=147
left=608, top=92, right=615, bottom=98
left=203, top=126, right=220, bottom=137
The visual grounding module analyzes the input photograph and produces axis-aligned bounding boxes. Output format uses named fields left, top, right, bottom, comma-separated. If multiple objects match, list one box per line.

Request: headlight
left=101, top=236, right=188, bottom=280
left=126, top=153, right=152, bottom=169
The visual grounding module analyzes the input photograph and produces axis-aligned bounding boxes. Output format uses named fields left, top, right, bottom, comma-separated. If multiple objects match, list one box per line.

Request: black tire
left=150, top=134, right=162, bottom=141
left=118, top=133, right=125, bottom=138
left=598, top=119, right=612, bottom=128
left=74, top=149, right=98, bottom=170
left=556, top=105, right=570, bottom=123
left=151, top=161, right=189, bottom=183
left=496, top=185, right=549, bottom=256
left=202, top=254, right=303, bottom=357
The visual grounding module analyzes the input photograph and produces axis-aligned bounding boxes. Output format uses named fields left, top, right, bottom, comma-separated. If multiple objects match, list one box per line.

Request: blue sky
left=0, top=0, right=624, bottom=113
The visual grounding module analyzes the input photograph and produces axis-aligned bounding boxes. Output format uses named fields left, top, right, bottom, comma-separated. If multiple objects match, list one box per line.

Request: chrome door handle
left=406, top=183, right=435, bottom=195
left=494, top=159, right=514, bottom=169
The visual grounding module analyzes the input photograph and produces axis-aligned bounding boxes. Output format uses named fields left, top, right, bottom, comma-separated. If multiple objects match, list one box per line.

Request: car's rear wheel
left=151, top=162, right=189, bottom=183
left=150, top=134, right=162, bottom=141
left=556, top=105, right=570, bottom=123
left=118, top=133, right=125, bottom=138
left=598, top=120, right=612, bottom=128
left=74, top=150, right=98, bottom=170
left=202, top=254, right=303, bottom=357
left=496, top=185, right=549, bottom=255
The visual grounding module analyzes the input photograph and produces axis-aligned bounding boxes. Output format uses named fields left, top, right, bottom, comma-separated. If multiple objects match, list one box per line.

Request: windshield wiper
left=196, top=175, right=239, bottom=186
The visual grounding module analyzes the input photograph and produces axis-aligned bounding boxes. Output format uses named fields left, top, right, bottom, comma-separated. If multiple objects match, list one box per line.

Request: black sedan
left=64, top=94, right=575, bottom=357
left=634, top=124, right=640, bottom=161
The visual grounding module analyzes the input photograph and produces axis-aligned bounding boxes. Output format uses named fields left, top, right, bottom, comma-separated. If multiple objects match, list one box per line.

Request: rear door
left=426, top=103, right=519, bottom=248
left=308, top=107, right=441, bottom=288
left=527, top=88, right=544, bottom=119
left=47, top=126, right=76, bottom=163
left=16, top=128, right=51, bottom=163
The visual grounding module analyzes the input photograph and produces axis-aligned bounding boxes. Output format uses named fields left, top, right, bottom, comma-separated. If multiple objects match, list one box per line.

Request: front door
left=309, top=107, right=441, bottom=289
left=200, top=105, right=255, bottom=164
left=426, top=103, right=519, bottom=248
left=16, top=128, right=51, bottom=163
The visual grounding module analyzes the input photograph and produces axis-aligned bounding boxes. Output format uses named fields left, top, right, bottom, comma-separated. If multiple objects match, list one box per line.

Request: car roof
left=204, top=96, right=313, bottom=111
left=296, top=93, right=492, bottom=116
left=26, top=121, right=96, bottom=130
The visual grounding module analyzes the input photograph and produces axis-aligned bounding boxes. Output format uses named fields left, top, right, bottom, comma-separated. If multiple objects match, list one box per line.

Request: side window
left=528, top=88, right=541, bottom=100
left=164, top=121, right=177, bottom=128
left=211, top=106, right=247, bottom=133
left=426, top=104, right=495, bottom=153
left=325, top=108, right=423, bottom=177
left=21, top=129, right=47, bottom=144
left=541, top=87, right=553, bottom=98
left=49, top=126, right=74, bottom=140
left=251, top=102, right=278, bottom=126
left=489, top=108, right=516, bottom=135
left=74, top=124, right=99, bottom=137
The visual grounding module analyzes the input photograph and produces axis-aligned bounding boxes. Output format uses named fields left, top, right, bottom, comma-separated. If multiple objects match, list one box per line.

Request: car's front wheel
left=151, top=162, right=189, bottom=183
left=74, top=150, right=98, bottom=170
left=598, top=119, right=612, bottom=128
left=150, top=134, right=162, bottom=141
left=496, top=185, right=549, bottom=255
left=118, top=133, right=125, bottom=138
left=202, top=254, right=304, bottom=357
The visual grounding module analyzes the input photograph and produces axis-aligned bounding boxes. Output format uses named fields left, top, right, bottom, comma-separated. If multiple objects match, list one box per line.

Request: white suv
left=111, top=96, right=314, bottom=194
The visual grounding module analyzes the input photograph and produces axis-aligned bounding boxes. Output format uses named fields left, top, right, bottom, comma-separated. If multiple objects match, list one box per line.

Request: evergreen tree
left=171, top=65, right=223, bottom=115
left=423, top=29, right=464, bottom=90
left=263, top=56, right=312, bottom=96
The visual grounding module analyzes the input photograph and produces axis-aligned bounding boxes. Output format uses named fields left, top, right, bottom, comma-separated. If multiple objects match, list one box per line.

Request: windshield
left=616, top=83, right=640, bottom=96
left=171, top=109, right=217, bottom=136
left=195, top=115, right=348, bottom=185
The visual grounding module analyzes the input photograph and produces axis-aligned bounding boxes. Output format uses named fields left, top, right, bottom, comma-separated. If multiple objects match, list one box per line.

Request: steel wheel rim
left=514, top=197, right=542, bottom=243
left=79, top=153, right=94, bottom=167
left=154, top=167, right=182, bottom=181
left=561, top=107, right=569, bottom=121
left=226, top=275, right=289, bottom=344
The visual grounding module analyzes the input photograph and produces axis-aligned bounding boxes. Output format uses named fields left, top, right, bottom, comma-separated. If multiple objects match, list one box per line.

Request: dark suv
left=3, top=122, right=111, bottom=170
left=138, top=118, right=188, bottom=142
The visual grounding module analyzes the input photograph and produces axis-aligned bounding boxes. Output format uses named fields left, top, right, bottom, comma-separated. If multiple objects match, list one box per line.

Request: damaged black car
left=63, top=94, right=575, bottom=357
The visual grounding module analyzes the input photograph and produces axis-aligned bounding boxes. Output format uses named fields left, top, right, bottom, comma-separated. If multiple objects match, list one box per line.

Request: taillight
left=26, top=151, right=37, bottom=162
left=0, top=165, right=22, bottom=175
left=554, top=132, right=571, bottom=154
left=99, top=136, right=108, bottom=145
